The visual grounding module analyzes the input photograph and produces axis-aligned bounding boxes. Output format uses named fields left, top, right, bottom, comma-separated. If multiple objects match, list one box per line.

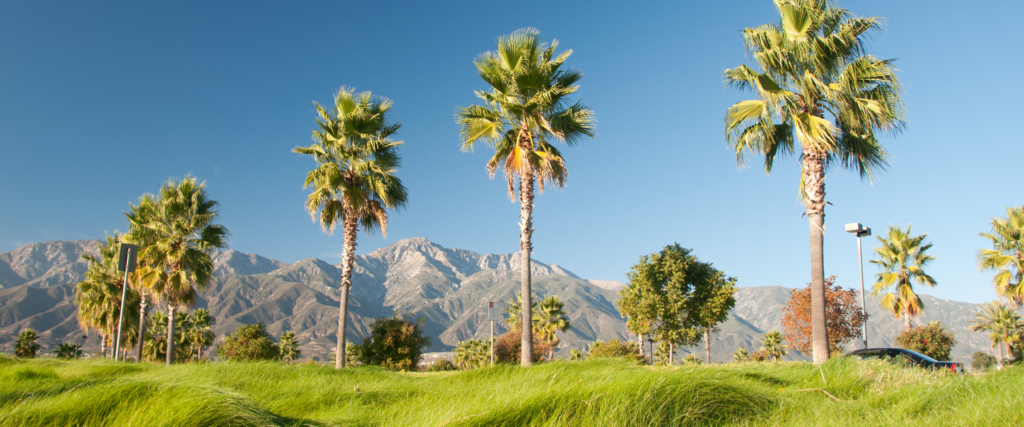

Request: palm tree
left=54, top=342, right=82, bottom=360
left=503, top=293, right=538, bottom=330
left=969, top=301, right=1024, bottom=367
left=293, top=87, right=408, bottom=369
left=15, top=329, right=40, bottom=358
left=127, top=177, right=229, bottom=365
left=185, top=308, right=216, bottom=361
left=279, top=331, right=301, bottom=362
left=870, top=225, right=936, bottom=330
left=125, top=194, right=159, bottom=362
left=76, top=232, right=141, bottom=359
left=733, top=347, right=749, bottom=363
left=454, top=339, right=491, bottom=369
left=760, top=330, right=788, bottom=362
left=457, top=28, right=596, bottom=366
left=534, top=296, right=572, bottom=360
left=142, top=310, right=168, bottom=362
left=978, top=207, right=1024, bottom=306
left=723, top=0, right=904, bottom=364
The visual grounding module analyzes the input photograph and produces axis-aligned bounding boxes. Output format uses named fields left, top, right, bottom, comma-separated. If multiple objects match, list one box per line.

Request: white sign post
left=114, top=243, right=138, bottom=362
left=488, top=302, right=501, bottom=367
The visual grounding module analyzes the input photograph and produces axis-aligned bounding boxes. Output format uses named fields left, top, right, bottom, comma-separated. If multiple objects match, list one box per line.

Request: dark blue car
left=846, top=348, right=964, bottom=374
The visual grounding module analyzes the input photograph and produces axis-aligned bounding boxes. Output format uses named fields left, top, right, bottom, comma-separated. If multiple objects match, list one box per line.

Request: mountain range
left=0, top=238, right=1004, bottom=363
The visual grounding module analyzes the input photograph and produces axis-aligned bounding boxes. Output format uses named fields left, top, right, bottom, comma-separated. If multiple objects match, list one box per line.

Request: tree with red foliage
left=781, top=276, right=868, bottom=355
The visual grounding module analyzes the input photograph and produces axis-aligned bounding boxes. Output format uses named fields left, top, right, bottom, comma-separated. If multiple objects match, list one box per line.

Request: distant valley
left=0, top=238, right=1004, bottom=363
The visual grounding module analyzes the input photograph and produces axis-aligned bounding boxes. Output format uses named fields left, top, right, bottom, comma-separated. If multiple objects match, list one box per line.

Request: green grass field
left=0, top=354, right=1019, bottom=426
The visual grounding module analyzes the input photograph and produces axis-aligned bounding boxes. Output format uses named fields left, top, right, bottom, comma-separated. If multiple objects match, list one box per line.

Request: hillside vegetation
left=0, top=355, right=1019, bottom=426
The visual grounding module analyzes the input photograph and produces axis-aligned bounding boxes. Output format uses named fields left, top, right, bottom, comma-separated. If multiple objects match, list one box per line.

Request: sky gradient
left=1, top=0, right=1021, bottom=305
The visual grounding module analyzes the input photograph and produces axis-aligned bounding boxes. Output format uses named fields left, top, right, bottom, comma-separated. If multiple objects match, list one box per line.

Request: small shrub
left=15, top=329, right=40, bottom=359
left=587, top=339, right=643, bottom=363
left=279, top=331, right=301, bottom=362
left=454, top=339, right=491, bottom=369
left=217, top=323, right=280, bottom=362
left=53, top=342, right=82, bottom=360
left=358, top=315, right=431, bottom=371
left=426, top=359, right=458, bottom=372
left=683, top=353, right=703, bottom=365
left=494, top=327, right=553, bottom=364
left=972, top=352, right=997, bottom=372
left=895, top=321, right=956, bottom=361
left=747, top=350, right=770, bottom=362
left=569, top=348, right=585, bottom=361
left=733, top=347, right=749, bottom=363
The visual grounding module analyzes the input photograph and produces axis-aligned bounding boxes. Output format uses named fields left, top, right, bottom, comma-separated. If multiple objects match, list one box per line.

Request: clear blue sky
left=1, top=0, right=1020, bottom=304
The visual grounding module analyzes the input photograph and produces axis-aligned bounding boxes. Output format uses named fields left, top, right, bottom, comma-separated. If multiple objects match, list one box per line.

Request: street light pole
left=845, top=223, right=871, bottom=349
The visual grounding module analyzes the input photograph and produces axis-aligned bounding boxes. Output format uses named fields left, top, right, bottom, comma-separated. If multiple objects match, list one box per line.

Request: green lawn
left=0, top=354, right=1018, bottom=426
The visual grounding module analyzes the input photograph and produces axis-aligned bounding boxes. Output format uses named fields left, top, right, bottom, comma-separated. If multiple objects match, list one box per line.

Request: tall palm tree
left=127, top=177, right=229, bottom=365
left=293, top=87, right=408, bottom=369
left=723, top=0, right=904, bottom=364
left=15, top=329, right=40, bottom=358
left=969, top=301, right=1024, bottom=367
left=457, top=28, right=595, bottom=366
left=759, top=330, right=788, bottom=362
left=978, top=206, right=1024, bottom=306
left=535, top=296, right=571, bottom=360
left=76, top=232, right=140, bottom=359
left=126, top=194, right=159, bottom=362
left=870, top=225, right=936, bottom=330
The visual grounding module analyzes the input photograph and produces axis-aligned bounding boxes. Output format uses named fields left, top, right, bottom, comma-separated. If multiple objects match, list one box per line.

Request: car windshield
left=899, top=349, right=939, bottom=363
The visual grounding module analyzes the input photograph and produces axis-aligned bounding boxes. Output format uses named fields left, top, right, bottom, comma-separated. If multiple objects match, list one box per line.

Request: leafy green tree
left=871, top=225, right=937, bottom=330
left=895, top=321, right=956, bottom=361
left=618, top=244, right=727, bottom=365
left=535, top=296, right=572, bottom=360
left=733, top=347, right=749, bottom=363
left=586, top=339, right=643, bottom=363
left=357, top=316, right=431, bottom=371
left=15, top=329, right=40, bottom=358
left=76, top=232, right=141, bottom=359
left=457, top=28, right=595, bottom=366
left=695, top=272, right=737, bottom=364
left=978, top=206, right=1024, bottom=305
left=759, top=330, right=787, bottom=362
left=217, top=323, right=280, bottom=362
left=724, top=0, right=904, bottom=364
left=127, top=177, right=229, bottom=365
left=968, top=301, right=1024, bottom=367
left=293, top=87, right=408, bottom=369
left=971, top=352, right=997, bottom=372
left=279, top=331, right=301, bottom=362
left=454, top=339, right=491, bottom=369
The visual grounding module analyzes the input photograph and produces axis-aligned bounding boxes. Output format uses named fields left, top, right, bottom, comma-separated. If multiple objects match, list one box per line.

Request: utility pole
left=845, top=223, right=871, bottom=349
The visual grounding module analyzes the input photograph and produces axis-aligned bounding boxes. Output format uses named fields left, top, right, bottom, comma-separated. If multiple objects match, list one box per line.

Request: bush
left=683, top=353, right=703, bottom=365
left=216, top=323, right=280, bottom=361
left=357, top=315, right=431, bottom=371
left=587, top=339, right=643, bottom=363
left=972, top=352, right=997, bottom=372
left=747, top=350, right=770, bottom=362
left=454, top=339, right=491, bottom=369
left=494, top=327, right=553, bottom=364
left=425, top=359, right=458, bottom=372
left=895, top=321, right=956, bottom=361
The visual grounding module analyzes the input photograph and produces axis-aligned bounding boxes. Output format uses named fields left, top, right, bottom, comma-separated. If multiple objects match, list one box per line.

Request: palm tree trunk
left=166, top=305, right=176, bottom=365
left=519, top=173, right=535, bottom=367
left=101, top=335, right=107, bottom=359
left=638, top=334, right=645, bottom=359
left=704, top=329, right=711, bottom=364
left=669, top=343, right=674, bottom=365
left=804, top=149, right=830, bottom=365
left=904, top=314, right=912, bottom=330
left=336, top=210, right=358, bottom=369
left=136, top=299, right=147, bottom=363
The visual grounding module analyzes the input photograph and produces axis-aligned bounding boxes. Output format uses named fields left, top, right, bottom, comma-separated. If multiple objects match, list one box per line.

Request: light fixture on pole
left=845, top=223, right=871, bottom=349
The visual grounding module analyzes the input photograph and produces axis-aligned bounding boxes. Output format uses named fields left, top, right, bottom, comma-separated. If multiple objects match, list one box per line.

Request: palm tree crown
left=760, top=330, right=788, bottom=361
left=978, top=206, right=1024, bottom=305
left=293, top=87, right=408, bottom=369
left=457, top=27, right=595, bottom=367
left=870, top=224, right=936, bottom=329
left=76, top=232, right=140, bottom=357
left=126, top=176, right=229, bottom=364
left=723, top=0, right=904, bottom=365
left=968, top=301, right=1024, bottom=366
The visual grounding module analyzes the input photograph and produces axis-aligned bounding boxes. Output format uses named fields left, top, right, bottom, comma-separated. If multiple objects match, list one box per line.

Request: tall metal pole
left=857, top=233, right=867, bottom=349
left=490, top=320, right=495, bottom=368
left=114, top=251, right=132, bottom=362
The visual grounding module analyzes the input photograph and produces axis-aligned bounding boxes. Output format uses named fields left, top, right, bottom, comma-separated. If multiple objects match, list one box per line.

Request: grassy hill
left=1, top=355, right=1019, bottom=426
